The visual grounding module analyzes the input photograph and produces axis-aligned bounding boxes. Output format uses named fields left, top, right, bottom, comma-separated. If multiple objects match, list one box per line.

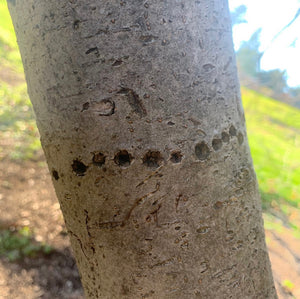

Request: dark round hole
left=52, top=170, right=59, bottom=180
left=143, top=151, right=163, bottom=168
left=72, top=160, right=88, bottom=176
left=221, top=131, right=230, bottom=143
left=93, top=152, right=106, bottom=167
left=114, top=150, right=132, bottom=167
left=195, top=142, right=210, bottom=161
left=229, top=125, right=237, bottom=136
left=170, top=151, right=183, bottom=163
left=212, top=139, right=222, bottom=151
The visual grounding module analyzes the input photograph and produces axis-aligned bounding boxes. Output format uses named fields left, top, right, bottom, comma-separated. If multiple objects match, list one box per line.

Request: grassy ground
left=242, top=87, right=300, bottom=232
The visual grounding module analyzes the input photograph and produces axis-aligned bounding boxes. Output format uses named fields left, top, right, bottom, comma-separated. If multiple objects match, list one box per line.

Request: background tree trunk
left=8, top=0, right=277, bottom=298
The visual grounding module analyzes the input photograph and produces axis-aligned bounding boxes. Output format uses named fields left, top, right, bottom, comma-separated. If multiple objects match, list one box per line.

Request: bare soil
left=0, top=152, right=299, bottom=298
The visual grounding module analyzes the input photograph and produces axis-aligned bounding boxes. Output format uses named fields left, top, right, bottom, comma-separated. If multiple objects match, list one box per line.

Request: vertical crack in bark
left=68, top=230, right=93, bottom=263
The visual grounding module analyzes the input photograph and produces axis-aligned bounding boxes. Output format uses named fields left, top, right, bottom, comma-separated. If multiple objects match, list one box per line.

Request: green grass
left=0, top=1, right=41, bottom=160
left=0, top=0, right=23, bottom=71
left=0, top=81, right=41, bottom=160
left=0, top=226, right=52, bottom=261
left=242, top=87, right=300, bottom=216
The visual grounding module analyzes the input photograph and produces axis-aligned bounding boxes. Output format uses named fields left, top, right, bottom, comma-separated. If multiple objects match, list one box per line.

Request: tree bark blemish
left=52, top=169, right=59, bottom=180
left=91, top=98, right=115, bottom=116
left=92, top=152, right=106, bottom=167
left=117, top=87, right=147, bottom=117
left=237, top=132, right=244, bottom=145
left=229, top=124, right=237, bottom=136
left=85, top=47, right=99, bottom=56
left=170, top=150, right=183, bottom=163
left=112, top=59, right=123, bottom=67
left=212, top=138, right=223, bottom=151
left=73, top=20, right=80, bottom=30
left=139, top=35, right=158, bottom=45
left=72, top=159, right=88, bottom=176
left=142, top=150, right=163, bottom=168
left=203, top=63, right=216, bottom=72
left=221, top=131, right=230, bottom=143
left=81, top=102, right=90, bottom=112
left=114, top=150, right=133, bottom=167
left=195, top=142, right=210, bottom=161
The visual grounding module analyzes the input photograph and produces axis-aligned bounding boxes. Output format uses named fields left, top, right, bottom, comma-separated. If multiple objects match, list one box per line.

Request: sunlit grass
left=0, top=0, right=23, bottom=72
left=242, top=87, right=300, bottom=214
left=0, top=82, right=41, bottom=160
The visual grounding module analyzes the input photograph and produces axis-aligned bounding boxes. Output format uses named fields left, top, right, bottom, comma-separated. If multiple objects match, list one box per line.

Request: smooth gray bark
left=8, top=0, right=277, bottom=298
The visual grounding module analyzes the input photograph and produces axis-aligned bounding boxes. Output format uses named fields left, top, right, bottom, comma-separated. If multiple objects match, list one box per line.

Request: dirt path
left=0, top=155, right=299, bottom=298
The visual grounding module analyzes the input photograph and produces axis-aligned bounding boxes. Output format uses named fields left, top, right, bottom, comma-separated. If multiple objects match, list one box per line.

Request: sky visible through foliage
left=229, top=0, right=300, bottom=87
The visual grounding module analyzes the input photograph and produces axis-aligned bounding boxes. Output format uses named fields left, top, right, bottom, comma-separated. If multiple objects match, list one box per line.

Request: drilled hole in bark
left=237, top=132, right=244, bottom=145
left=52, top=170, right=59, bottom=180
left=221, top=131, right=230, bottom=143
left=143, top=151, right=163, bottom=168
left=81, top=102, right=89, bottom=112
left=229, top=125, right=237, bottom=136
left=112, top=59, right=123, bottom=67
left=197, top=226, right=210, bottom=234
left=170, top=151, right=183, bottom=163
left=214, top=201, right=223, bottom=209
left=114, top=150, right=132, bottom=167
left=212, top=139, right=222, bottom=151
left=195, top=142, right=210, bottom=161
left=73, top=20, right=80, bottom=30
left=93, top=152, right=106, bottom=167
left=85, top=47, right=99, bottom=55
left=72, top=160, right=88, bottom=176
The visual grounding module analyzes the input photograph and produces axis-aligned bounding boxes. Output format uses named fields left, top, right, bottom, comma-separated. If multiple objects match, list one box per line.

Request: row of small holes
left=52, top=126, right=243, bottom=179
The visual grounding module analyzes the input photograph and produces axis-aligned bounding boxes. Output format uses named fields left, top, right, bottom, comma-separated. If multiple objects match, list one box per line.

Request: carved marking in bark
left=149, top=203, right=161, bottom=226
left=124, top=182, right=160, bottom=224
left=117, top=87, right=147, bottom=117
left=91, top=98, right=115, bottom=116
left=68, top=230, right=92, bottom=262
left=85, top=47, right=99, bottom=57
left=136, top=166, right=163, bottom=188
left=84, top=209, right=92, bottom=237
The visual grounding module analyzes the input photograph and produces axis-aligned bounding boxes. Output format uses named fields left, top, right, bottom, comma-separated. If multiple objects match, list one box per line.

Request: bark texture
left=8, top=0, right=277, bottom=298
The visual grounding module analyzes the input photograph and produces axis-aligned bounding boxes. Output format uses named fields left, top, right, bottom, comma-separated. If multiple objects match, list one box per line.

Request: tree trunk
left=8, top=0, right=277, bottom=298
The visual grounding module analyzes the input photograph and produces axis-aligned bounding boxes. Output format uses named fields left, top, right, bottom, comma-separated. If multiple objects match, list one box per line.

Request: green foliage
left=258, top=69, right=287, bottom=94
left=0, top=0, right=23, bottom=71
left=236, top=29, right=262, bottom=77
left=242, top=87, right=300, bottom=216
left=282, top=279, right=295, bottom=293
left=0, top=227, right=52, bottom=261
